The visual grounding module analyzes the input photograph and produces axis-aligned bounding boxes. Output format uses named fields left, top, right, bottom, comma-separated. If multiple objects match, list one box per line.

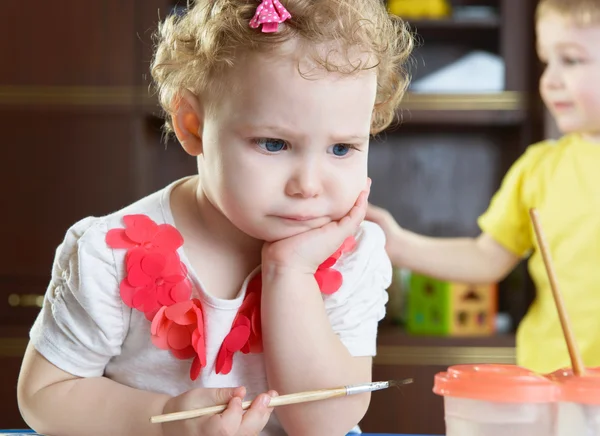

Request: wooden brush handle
left=530, top=208, right=586, bottom=376
left=151, top=387, right=347, bottom=424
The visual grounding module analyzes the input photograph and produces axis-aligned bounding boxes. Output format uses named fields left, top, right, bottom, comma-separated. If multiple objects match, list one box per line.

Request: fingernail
left=261, top=395, right=272, bottom=407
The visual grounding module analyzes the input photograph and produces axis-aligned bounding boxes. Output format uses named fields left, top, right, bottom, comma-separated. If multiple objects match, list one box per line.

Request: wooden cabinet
left=0, top=328, right=28, bottom=429
left=0, top=1, right=172, bottom=426
left=1, top=0, right=538, bottom=431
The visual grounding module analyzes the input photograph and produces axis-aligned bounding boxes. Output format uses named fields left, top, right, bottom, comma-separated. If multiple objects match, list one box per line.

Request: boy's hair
left=536, top=0, right=600, bottom=25
left=151, top=0, right=413, bottom=135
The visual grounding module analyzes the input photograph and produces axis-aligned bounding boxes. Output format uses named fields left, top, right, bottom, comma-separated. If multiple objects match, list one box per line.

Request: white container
left=549, top=368, right=600, bottom=436
left=434, top=364, right=558, bottom=436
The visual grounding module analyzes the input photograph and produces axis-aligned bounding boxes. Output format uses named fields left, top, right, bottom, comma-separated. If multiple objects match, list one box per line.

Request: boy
left=368, top=0, right=600, bottom=374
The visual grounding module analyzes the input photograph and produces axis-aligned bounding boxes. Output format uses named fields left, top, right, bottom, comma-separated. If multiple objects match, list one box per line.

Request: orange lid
left=547, top=367, right=600, bottom=405
left=433, top=364, right=558, bottom=403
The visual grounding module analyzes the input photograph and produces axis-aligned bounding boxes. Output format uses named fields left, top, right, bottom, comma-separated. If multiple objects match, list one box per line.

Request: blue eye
left=331, top=144, right=352, bottom=156
left=256, top=138, right=287, bottom=152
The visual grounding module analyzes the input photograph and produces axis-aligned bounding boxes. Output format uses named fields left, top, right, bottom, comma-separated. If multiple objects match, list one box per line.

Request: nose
left=285, top=161, right=323, bottom=199
left=541, top=63, right=563, bottom=91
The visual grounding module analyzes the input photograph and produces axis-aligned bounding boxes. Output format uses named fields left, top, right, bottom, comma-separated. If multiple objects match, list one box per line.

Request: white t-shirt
left=30, top=179, right=391, bottom=435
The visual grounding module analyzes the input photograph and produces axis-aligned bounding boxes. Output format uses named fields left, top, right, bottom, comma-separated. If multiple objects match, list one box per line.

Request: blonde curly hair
left=536, top=0, right=600, bottom=25
left=151, top=0, right=413, bottom=135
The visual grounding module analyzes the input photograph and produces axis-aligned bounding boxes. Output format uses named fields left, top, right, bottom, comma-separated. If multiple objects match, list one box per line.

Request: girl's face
left=197, top=45, right=376, bottom=242
left=537, top=12, right=600, bottom=141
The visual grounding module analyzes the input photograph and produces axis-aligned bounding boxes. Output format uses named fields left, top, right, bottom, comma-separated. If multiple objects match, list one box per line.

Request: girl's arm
left=18, top=344, right=169, bottom=436
left=18, top=344, right=275, bottom=436
left=367, top=204, right=520, bottom=283
left=261, top=268, right=372, bottom=436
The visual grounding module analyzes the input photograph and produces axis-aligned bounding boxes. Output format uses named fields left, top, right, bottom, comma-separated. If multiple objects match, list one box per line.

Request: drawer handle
left=8, top=294, right=44, bottom=308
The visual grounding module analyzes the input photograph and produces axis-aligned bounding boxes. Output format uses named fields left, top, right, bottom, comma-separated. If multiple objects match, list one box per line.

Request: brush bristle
left=389, top=378, right=413, bottom=387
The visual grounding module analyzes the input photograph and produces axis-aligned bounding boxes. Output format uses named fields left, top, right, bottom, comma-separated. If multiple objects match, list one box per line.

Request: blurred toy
left=406, top=272, right=497, bottom=336
left=385, top=268, right=410, bottom=325
left=387, top=0, right=452, bottom=19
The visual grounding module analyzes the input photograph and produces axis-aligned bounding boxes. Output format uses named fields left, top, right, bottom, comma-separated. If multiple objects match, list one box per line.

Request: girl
left=17, top=1, right=413, bottom=435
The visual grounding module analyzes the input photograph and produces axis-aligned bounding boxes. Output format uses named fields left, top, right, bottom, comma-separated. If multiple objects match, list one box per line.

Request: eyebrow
left=332, top=134, right=370, bottom=143
left=557, top=42, right=587, bottom=50
left=243, top=124, right=370, bottom=143
left=536, top=41, right=590, bottom=60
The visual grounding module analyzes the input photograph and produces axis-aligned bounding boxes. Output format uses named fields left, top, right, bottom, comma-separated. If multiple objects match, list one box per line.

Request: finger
left=309, top=187, right=370, bottom=255
left=239, top=393, right=273, bottom=433
left=232, top=386, right=246, bottom=399
left=205, top=396, right=244, bottom=435
left=339, top=189, right=369, bottom=228
left=211, top=386, right=246, bottom=407
left=315, top=191, right=367, bottom=245
left=266, top=390, right=278, bottom=410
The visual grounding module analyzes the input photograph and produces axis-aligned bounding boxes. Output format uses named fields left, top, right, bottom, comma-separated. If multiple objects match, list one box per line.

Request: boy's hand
left=161, top=386, right=277, bottom=436
left=261, top=179, right=370, bottom=276
left=365, top=203, right=403, bottom=264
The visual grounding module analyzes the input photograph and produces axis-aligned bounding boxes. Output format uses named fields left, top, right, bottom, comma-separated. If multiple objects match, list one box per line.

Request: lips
left=552, top=101, right=574, bottom=111
left=277, top=216, right=319, bottom=221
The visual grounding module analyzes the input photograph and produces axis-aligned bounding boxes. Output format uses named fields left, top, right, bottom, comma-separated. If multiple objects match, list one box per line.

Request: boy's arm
left=399, top=231, right=520, bottom=283
left=367, top=204, right=520, bottom=283
left=18, top=344, right=170, bottom=436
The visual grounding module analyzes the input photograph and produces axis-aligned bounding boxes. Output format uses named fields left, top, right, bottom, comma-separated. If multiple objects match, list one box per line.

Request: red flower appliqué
left=215, top=237, right=356, bottom=374
left=106, top=215, right=200, bottom=380
left=216, top=274, right=262, bottom=374
left=106, top=215, right=192, bottom=321
left=151, top=299, right=206, bottom=380
left=106, top=214, right=184, bottom=252
left=315, top=236, right=357, bottom=295
left=107, top=214, right=356, bottom=380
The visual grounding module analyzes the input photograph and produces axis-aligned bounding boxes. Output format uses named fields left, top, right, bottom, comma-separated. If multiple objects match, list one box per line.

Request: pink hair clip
left=249, top=0, right=292, bottom=33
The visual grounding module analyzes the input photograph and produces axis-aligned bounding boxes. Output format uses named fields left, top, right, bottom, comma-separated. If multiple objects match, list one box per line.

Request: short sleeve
left=324, top=221, right=391, bottom=357
left=30, top=217, right=128, bottom=378
left=477, top=144, right=545, bottom=257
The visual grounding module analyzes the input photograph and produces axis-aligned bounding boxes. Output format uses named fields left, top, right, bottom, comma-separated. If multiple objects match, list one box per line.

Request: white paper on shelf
left=410, top=50, right=505, bottom=93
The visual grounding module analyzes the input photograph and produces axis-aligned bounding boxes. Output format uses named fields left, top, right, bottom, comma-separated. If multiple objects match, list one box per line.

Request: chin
left=254, top=219, right=330, bottom=242
left=553, top=116, right=583, bottom=133
left=552, top=120, right=573, bottom=134
left=258, top=227, right=311, bottom=243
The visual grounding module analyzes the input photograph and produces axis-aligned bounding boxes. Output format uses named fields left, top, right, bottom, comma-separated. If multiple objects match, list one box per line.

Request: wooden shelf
left=396, top=109, right=526, bottom=126
left=377, top=323, right=516, bottom=348
left=394, top=92, right=527, bottom=126
left=408, top=16, right=500, bottom=31
left=374, top=324, right=516, bottom=366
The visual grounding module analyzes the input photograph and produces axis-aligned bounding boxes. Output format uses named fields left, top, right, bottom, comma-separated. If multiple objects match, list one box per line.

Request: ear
left=172, top=89, right=204, bottom=156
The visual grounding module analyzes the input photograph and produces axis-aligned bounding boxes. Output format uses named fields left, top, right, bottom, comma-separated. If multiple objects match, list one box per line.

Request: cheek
left=576, top=86, right=600, bottom=113
left=566, top=70, right=600, bottom=107
left=327, top=163, right=367, bottom=213
left=220, top=152, right=281, bottom=207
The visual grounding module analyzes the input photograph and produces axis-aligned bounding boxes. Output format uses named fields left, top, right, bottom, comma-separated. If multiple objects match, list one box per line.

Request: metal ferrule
left=345, top=381, right=390, bottom=396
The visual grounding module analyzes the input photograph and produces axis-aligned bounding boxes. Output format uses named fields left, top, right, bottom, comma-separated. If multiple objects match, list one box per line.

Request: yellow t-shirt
left=478, top=133, right=600, bottom=374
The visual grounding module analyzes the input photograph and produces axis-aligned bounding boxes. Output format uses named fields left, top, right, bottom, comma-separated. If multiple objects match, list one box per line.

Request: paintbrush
left=150, top=379, right=413, bottom=424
